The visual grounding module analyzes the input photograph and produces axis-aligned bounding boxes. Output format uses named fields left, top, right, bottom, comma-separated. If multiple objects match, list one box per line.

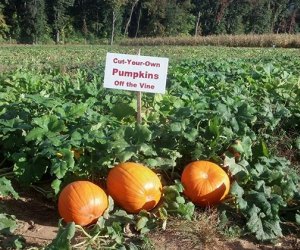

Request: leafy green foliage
left=0, top=214, right=18, bottom=235
left=46, top=221, right=75, bottom=250
left=161, top=181, right=195, bottom=220
left=0, top=177, right=19, bottom=198
left=226, top=156, right=299, bottom=241
left=0, top=179, right=24, bottom=249
left=0, top=213, right=24, bottom=249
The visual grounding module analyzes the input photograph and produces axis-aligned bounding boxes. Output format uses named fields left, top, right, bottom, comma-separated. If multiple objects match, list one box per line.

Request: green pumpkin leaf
left=208, top=117, right=220, bottom=137
left=174, top=180, right=184, bottom=192
left=170, top=122, right=182, bottom=132
left=230, top=140, right=244, bottom=154
left=32, top=115, right=50, bottom=130
left=183, top=128, right=198, bottom=142
left=51, top=149, right=74, bottom=179
left=218, top=210, right=229, bottom=229
left=0, top=234, right=25, bottom=250
left=295, top=137, right=300, bottom=150
left=51, top=179, right=61, bottom=195
left=176, top=196, right=185, bottom=204
left=144, top=158, right=159, bottom=167
left=25, top=127, right=46, bottom=142
left=13, top=155, right=49, bottom=185
left=48, top=116, right=66, bottom=133
left=0, top=177, right=19, bottom=199
left=70, top=131, right=82, bottom=142
left=224, top=155, right=248, bottom=176
left=45, top=221, right=75, bottom=250
left=230, top=181, right=244, bottom=198
left=65, top=103, right=88, bottom=119
left=253, top=140, right=269, bottom=160
left=241, top=136, right=252, bottom=159
left=103, top=196, right=115, bottom=219
left=247, top=192, right=272, bottom=216
left=246, top=205, right=265, bottom=240
left=117, top=151, right=135, bottom=163
left=0, top=213, right=18, bottom=234
left=139, top=143, right=156, bottom=156
left=136, top=216, right=149, bottom=231
left=296, top=213, right=300, bottom=225
left=133, top=124, right=152, bottom=143
left=158, top=207, right=168, bottom=219
left=111, top=103, right=135, bottom=119
left=177, top=202, right=195, bottom=220
left=128, top=242, right=139, bottom=250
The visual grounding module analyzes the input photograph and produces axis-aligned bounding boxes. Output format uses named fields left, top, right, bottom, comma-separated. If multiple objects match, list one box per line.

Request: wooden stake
left=137, top=49, right=142, bottom=124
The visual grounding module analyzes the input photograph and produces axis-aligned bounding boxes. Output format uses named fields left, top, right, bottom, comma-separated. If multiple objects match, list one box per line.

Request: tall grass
left=120, top=34, right=300, bottom=48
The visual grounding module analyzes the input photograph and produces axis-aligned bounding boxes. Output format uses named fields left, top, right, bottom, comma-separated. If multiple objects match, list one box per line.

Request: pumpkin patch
left=1, top=46, right=299, bottom=248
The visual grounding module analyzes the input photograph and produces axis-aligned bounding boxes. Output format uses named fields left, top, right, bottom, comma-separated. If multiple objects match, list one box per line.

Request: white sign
left=103, top=53, right=169, bottom=94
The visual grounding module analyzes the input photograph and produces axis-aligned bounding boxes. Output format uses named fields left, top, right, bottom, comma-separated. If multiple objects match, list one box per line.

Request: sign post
left=137, top=49, right=142, bottom=124
left=103, top=52, right=169, bottom=123
left=136, top=90, right=142, bottom=124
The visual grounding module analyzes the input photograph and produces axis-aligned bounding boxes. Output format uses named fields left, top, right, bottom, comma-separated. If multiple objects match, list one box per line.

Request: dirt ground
left=1, top=189, right=299, bottom=250
left=0, top=189, right=58, bottom=249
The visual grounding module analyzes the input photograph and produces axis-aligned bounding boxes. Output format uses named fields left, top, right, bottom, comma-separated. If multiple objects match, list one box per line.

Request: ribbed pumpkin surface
left=181, top=161, right=230, bottom=206
left=107, top=162, right=162, bottom=213
left=58, top=181, right=108, bottom=226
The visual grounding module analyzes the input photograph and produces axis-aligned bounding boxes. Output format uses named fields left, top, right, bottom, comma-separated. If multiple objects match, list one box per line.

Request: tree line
left=0, top=0, right=299, bottom=44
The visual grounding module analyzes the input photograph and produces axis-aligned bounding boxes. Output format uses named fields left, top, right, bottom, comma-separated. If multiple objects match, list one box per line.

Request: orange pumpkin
left=107, top=162, right=162, bottom=213
left=181, top=161, right=230, bottom=206
left=58, top=181, right=108, bottom=226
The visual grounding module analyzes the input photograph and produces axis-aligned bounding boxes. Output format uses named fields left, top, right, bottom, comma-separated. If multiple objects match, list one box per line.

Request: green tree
left=0, top=0, right=20, bottom=41
left=104, top=0, right=128, bottom=44
left=285, top=0, right=300, bottom=33
left=134, top=0, right=194, bottom=37
left=18, top=0, right=47, bottom=43
left=225, top=0, right=250, bottom=34
left=124, top=0, right=139, bottom=37
left=72, top=0, right=89, bottom=41
left=136, top=0, right=167, bottom=36
left=245, top=0, right=272, bottom=34
left=0, top=2, right=9, bottom=39
left=270, top=0, right=289, bottom=32
left=192, top=0, right=219, bottom=35
left=50, top=0, right=74, bottom=44
left=164, top=0, right=195, bottom=36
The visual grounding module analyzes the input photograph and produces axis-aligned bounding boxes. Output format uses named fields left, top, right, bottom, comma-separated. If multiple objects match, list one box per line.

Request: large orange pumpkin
left=107, top=162, right=162, bottom=213
left=181, top=161, right=230, bottom=206
left=58, top=181, right=108, bottom=226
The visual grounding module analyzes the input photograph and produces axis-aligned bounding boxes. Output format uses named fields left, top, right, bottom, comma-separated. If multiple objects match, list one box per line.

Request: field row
left=121, top=34, right=300, bottom=48
left=1, top=45, right=300, bottom=72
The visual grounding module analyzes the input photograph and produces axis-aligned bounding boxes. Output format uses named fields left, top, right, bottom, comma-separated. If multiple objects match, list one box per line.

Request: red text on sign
left=112, top=68, right=159, bottom=80
left=113, top=58, right=161, bottom=68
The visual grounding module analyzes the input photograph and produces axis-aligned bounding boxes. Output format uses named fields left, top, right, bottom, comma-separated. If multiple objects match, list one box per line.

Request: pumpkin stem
left=73, top=240, right=88, bottom=248
left=75, top=225, right=93, bottom=239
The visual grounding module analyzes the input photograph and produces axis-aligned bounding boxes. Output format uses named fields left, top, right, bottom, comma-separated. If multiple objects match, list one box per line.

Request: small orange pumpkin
left=107, top=162, right=162, bottom=213
left=181, top=161, right=230, bottom=206
left=58, top=181, right=108, bottom=226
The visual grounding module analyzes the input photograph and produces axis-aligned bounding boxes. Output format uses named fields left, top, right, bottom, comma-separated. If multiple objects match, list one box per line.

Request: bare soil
left=0, top=189, right=299, bottom=250
left=0, top=189, right=59, bottom=249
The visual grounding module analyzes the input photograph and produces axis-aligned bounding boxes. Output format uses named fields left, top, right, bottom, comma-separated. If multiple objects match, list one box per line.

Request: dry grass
left=269, top=128, right=300, bottom=174
left=148, top=208, right=220, bottom=249
left=120, top=34, right=300, bottom=48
